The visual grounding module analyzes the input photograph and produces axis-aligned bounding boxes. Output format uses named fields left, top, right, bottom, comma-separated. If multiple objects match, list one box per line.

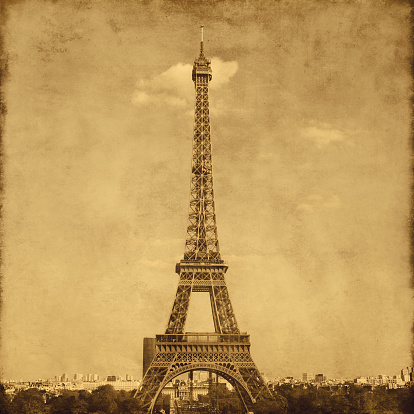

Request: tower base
left=135, top=333, right=272, bottom=413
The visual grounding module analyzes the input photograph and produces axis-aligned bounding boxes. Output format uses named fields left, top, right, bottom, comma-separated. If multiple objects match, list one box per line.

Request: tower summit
left=135, top=29, right=275, bottom=413
left=185, top=25, right=218, bottom=263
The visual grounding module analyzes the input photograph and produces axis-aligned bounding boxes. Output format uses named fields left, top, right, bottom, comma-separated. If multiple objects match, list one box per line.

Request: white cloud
left=133, top=91, right=150, bottom=105
left=132, top=58, right=238, bottom=109
left=300, top=121, right=347, bottom=147
left=297, top=194, right=342, bottom=212
left=131, top=62, right=193, bottom=108
left=210, top=58, right=238, bottom=89
left=257, top=152, right=279, bottom=161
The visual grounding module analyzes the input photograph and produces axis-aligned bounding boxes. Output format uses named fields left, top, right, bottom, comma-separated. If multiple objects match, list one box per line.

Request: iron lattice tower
left=135, top=27, right=273, bottom=413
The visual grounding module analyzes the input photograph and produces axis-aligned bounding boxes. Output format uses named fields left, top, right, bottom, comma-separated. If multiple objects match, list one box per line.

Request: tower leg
left=166, top=285, right=191, bottom=334
left=212, top=286, right=239, bottom=334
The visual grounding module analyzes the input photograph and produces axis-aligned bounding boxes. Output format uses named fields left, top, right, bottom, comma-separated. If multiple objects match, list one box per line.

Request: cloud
left=210, top=58, right=238, bottom=89
left=300, top=121, right=348, bottom=147
left=257, top=152, right=279, bottom=161
left=132, top=62, right=193, bottom=108
left=297, top=194, right=341, bottom=212
left=132, top=58, right=238, bottom=109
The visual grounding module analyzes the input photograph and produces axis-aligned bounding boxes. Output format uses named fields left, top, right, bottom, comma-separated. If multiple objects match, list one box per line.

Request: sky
left=0, top=0, right=412, bottom=382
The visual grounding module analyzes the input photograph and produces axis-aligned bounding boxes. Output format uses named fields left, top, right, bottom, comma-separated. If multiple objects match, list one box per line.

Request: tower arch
left=150, top=365, right=255, bottom=413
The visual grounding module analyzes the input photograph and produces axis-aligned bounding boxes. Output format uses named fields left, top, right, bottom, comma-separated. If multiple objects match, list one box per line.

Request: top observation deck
left=192, top=25, right=212, bottom=82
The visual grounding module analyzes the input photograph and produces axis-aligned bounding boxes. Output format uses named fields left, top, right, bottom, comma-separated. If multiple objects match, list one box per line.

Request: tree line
left=274, top=383, right=414, bottom=414
left=0, top=384, right=144, bottom=414
left=1, top=383, right=413, bottom=414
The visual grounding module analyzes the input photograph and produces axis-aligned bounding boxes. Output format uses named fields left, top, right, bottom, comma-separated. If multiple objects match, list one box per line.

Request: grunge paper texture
left=0, top=0, right=412, bottom=381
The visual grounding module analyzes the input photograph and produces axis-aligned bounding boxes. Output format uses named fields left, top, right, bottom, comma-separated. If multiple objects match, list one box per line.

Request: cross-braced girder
left=166, top=264, right=239, bottom=334
left=184, top=71, right=219, bottom=263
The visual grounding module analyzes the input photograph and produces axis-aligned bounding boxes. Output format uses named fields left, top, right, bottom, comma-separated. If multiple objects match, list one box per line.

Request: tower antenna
left=200, top=25, right=204, bottom=55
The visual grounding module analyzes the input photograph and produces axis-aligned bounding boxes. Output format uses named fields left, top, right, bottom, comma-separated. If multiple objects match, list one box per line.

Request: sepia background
left=1, top=0, right=412, bottom=381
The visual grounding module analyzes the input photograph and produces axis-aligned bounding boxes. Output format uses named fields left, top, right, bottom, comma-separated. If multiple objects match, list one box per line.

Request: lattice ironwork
left=134, top=28, right=273, bottom=413
left=136, top=336, right=273, bottom=412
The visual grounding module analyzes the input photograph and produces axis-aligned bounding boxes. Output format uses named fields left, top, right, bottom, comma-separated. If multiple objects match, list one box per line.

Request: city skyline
left=3, top=366, right=413, bottom=385
left=1, top=0, right=412, bottom=382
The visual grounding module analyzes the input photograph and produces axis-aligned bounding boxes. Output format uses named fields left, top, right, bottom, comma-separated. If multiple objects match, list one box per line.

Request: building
left=81, top=379, right=140, bottom=391
left=355, top=376, right=367, bottom=384
left=143, top=337, right=156, bottom=378
left=315, top=374, right=326, bottom=383
left=162, top=379, right=214, bottom=402
left=302, top=373, right=314, bottom=382
left=106, top=375, right=122, bottom=382
left=401, top=367, right=413, bottom=382
left=354, top=374, right=406, bottom=388
left=83, top=374, right=100, bottom=382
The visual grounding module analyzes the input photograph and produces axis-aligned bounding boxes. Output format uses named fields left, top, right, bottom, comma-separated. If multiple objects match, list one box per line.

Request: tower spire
left=200, top=25, right=204, bottom=56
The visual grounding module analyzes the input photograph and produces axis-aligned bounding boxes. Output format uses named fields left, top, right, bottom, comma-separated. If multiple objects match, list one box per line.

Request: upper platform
left=192, top=26, right=212, bottom=82
left=156, top=333, right=250, bottom=344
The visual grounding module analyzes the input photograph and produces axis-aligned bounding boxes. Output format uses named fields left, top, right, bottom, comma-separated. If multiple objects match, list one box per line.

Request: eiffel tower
left=135, top=27, right=273, bottom=413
